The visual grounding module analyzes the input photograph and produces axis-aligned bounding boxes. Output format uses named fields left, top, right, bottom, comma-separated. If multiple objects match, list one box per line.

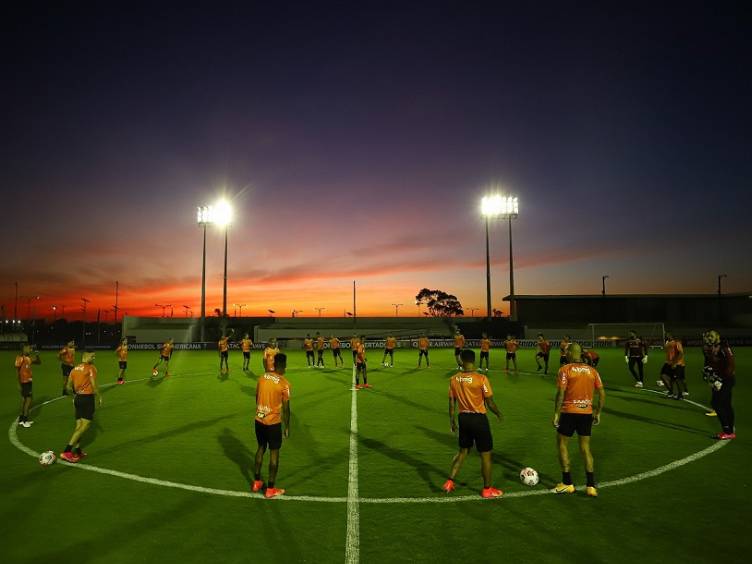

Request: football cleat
left=264, top=487, right=285, bottom=499
left=705, top=410, right=717, bottom=417
left=586, top=486, right=598, bottom=497
left=60, top=451, right=80, bottom=463
left=21, top=421, right=33, bottom=428
left=117, top=379, right=125, bottom=385
left=634, top=381, right=644, bottom=388
left=481, top=487, right=503, bottom=498
left=76, top=450, right=88, bottom=459
left=364, top=383, right=372, bottom=388
left=715, top=433, right=736, bottom=440
left=442, top=479, right=455, bottom=493
left=554, top=483, right=575, bottom=494
left=251, top=480, right=264, bottom=492
left=656, top=380, right=665, bottom=387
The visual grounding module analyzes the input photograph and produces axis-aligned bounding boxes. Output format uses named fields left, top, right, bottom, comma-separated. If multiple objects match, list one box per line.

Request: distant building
left=503, top=293, right=752, bottom=327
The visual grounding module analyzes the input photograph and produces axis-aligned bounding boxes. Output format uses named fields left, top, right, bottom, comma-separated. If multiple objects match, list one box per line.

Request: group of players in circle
left=13, top=327, right=736, bottom=498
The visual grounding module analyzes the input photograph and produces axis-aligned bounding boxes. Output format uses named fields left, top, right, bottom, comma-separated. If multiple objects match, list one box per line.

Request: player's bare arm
left=448, top=398, right=456, bottom=433
left=485, top=397, right=502, bottom=421
left=552, top=388, right=564, bottom=427
left=593, top=387, right=605, bottom=425
left=282, top=400, right=290, bottom=438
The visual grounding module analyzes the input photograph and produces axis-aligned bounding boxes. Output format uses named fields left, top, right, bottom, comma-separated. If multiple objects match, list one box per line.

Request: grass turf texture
left=2, top=346, right=750, bottom=563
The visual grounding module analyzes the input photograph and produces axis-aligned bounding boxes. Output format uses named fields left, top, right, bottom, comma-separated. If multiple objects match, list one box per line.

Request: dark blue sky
left=1, top=2, right=750, bottom=317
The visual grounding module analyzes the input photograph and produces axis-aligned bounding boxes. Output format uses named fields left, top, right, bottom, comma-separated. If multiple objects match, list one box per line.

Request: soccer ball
left=519, top=467, right=539, bottom=487
left=152, top=369, right=159, bottom=377
left=39, top=451, right=56, bottom=466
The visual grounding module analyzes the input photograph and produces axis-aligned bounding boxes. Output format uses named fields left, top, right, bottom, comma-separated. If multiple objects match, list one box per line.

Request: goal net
left=587, top=322, right=665, bottom=348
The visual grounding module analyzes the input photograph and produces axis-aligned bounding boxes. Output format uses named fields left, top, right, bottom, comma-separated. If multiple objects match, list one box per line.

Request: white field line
left=345, top=363, right=360, bottom=563
left=9, top=373, right=729, bottom=505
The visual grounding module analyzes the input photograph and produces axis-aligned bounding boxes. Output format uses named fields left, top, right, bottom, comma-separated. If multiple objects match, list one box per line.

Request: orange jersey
left=557, top=363, right=603, bottom=415
left=350, top=337, right=359, bottom=350
left=664, top=340, right=675, bottom=363
left=418, top=337, right=429, bottom=351
left=356, top=343, right=366, bottom=364
left=70, top=363, right=98, bottom=395
left=504, top=339, right=518, bottom=353
left=15, top=355, right=33, bottom=383
left=264, top=347, right=278, bottom=371
left=330, top=338, right=340, bottom=349
left=454, top=335, right=465, bottom=348
left=448, top=371, right=493, bottom=414
left=316, top=336, right=325, bottom=350
left=537, top=340, right=551, bottom=354
left=161, top=342, right=173, bottom=357
left=218, top=338, right=229, bottom=352
left=385, top=337, right=397, bottom=350
left=672, top=340, right=685, bottom=367
left=304, top=338, right=314, bottom=351
left=116, top=344, right=128, bottom=361
left=241, top=338, right=253, bottom=352
left=255, top=372, right=290, bottom=426
left=59, top=346, right=75, bottom=366
left=583, top=350, right=599, bottom=363
left=480, top=338, right=491, bottom=352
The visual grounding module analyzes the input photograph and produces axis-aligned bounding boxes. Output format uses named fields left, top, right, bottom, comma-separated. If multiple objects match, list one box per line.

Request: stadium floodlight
left=391, top=303, right=403, bottom=317
left=717, top=274, right=727, bottom=296
left=480, top=191, right=519, bottom=320
left=213, top=199, right=233, bottom=318
left=196, top=205, right=214, bottom=341
left=602, top=275, right=610, bottom=296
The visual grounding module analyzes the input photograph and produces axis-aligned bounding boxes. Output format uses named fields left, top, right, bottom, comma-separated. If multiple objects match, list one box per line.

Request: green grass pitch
left=2, top=346, right=750, bottom=563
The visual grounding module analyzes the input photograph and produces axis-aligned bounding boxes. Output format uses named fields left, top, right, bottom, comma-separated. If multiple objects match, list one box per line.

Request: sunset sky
left=2, top=3, right=750, bottom=320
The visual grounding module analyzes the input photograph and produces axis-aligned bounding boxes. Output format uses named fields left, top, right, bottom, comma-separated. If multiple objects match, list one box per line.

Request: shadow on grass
left=360, top=436, right=446, bottom=492
left=371, top=387, right=441, bottom=415
left=218, top=427, right=253, bottom=482
left=608, top=391, right=698, bottom=412
left=602, top=406, right=708, bottom=435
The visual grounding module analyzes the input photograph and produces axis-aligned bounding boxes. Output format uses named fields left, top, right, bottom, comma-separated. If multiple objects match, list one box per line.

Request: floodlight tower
left=481, top=195, right=504, bottom=319
left=213, top=199, right=233, bottom=318
left=197, top=204, right=214, bottom=341
left=481, top=192, right=519, bottom=320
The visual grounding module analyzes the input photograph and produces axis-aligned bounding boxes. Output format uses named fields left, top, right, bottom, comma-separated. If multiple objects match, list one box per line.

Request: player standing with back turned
left=453, top=329, right=465, bottom=369
left=58, top=340, right=76, bottom=396
left=625, top=331, right=648, bottom=388
left=15, top=344, right=40, bottom=427
left=116, top=338, right=128, bottom=384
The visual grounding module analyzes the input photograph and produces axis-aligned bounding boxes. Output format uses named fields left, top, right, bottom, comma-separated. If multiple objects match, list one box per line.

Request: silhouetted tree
left=415, top=288, right=464, bottom=317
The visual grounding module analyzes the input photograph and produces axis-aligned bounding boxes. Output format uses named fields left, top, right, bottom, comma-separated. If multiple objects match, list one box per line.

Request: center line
left=345, top=365, right=360, bottom=564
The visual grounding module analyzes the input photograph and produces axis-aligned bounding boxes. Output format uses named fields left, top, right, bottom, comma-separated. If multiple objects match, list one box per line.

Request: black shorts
left=20, top=382, right=32, bottom=397
left=356, top=361, right=367, bottom=371
left=660, top=362, right=674, bottom=377
left=559, top=355, right=567, bottom=366
left=589, top=358, right=600, bottom=367
left=557, top=413, right=593, bottom=437
left=220, top=350, right=229, bottom=359
left=480, top=351, right=489, bottom=359
left=74, top=394, right=96, bottom=421
left=119, top=361, right=127, bottom=370
left=506, top=352, right=516, bottom=360
left=384, top=348, right=394, bottom=355
left=419, top=349, right=429, bottom=356
left=673, top=365, right=685, bottom=380
left=458, top=413, right=493, bottom=452
left=536, top=352, right=549, bottom=360
left=243, top=351, right=250, bottom=359
left=161, top=355, right=170, bottom=362
left=317, top=349, right=324, bottom=356
left=255, top=420, right=282, bottom=450
left=454, top=347, right=462, bottom=356
left=306, top=350, right=314, bottom=358
left=332, top=348, right=342, bottom=357
left=62, top=364, right=73, bottom=377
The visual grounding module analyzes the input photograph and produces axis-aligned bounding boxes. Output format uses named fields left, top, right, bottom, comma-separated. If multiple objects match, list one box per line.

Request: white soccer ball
left=152, top=369, right=159, bottom=377
left=39, top=450, right=56, bottom=466
left=519, top=467, right=539, bottom=487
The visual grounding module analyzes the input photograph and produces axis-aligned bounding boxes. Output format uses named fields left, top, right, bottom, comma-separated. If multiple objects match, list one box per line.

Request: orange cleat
left=251, top=480, right=264, bottom=492
left=481, top=487, right=503, bottom=498
left=60, top=451, right=80, bottom=463
left=264, top=487, right=286, bottom=499
left=442, top=479, right=455, bottom=493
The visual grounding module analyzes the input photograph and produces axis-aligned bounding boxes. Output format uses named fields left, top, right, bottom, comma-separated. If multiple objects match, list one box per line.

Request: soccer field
left=2, top=346, right=750, bottom=563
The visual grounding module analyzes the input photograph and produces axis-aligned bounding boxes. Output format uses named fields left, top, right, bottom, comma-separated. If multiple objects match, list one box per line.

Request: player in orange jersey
left=355, top=335, right=370, bottom=389
left=442, top=349, right=503, bottom=498
left=330, top=335, right=343, bottom=367
left=453, top=329, right=465, bottom=369
left=15, top=344, right=40, bottom=427
left=315, top=332, right=325, bottom=368
left=304, top=334, right=315, bottom=367
left=536, top=334, right=551, bottom=374
left=417, top=334, right=430, bottom=367
left=115, top=338, right=128, bottom=384
left=60, top=351, right=102, bottom=463
left=671, top=336, right=688, bottom=399
left=552, top=343, right=605, bottom=497
left=263, top=339, right=280, bottom=373
left=350, top=334, right=360, bottom=365
left=58, top=340, right=76, bottom=396
left=479, top=333, right=491, bottom=372
left=218, top=334, right=230, bottom=376
left=582, top=348, right=600, bottom=368
left=503, top=335, right=518, bottom=372
left=382, top=335, right=397, bottom=367
left=559, top=336, right=571, bottom=367
left=252, top=352, right=291, bottom=498
left=241, top=334, right=253, bottom=371
left=152, top=338, right=174, bottom=378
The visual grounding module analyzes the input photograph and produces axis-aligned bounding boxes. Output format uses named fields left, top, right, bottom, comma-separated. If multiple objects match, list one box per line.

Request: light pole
left=213, top=199, right=233, bottom=318
left=234, top=303, right=246, bottom=317
left=183, top=305, right=192, bottom=317
left=315, top=307, right=326, bottom=317
left=602, top=275, right=609, bottom=296
left=391, top=303, right=403, bottom=317
left=197, top=205, right=213, bottom=341
left=481, top=193, right=519, bottom=319
left=717, top=274, right=727, bottom=296
left=292, top=309, right=303, bottom=318
left=155, top=303, right=167, bottom=317
left=468, top=307, right=479, bottom=317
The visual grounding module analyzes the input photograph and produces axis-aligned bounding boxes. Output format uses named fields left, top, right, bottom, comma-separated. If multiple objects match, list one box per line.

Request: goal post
left=587, top=322, right=665, bottom=348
